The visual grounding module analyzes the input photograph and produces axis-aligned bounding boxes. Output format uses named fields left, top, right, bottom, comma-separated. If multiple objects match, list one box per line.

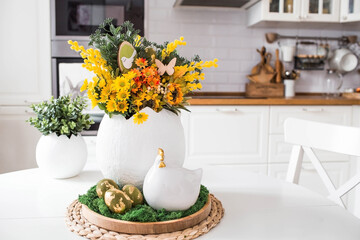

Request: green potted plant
left=27, top=95, right=93, bottom=178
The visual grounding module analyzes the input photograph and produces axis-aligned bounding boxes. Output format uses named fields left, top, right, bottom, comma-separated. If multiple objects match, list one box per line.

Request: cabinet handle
left=303, top=14, right=308, bottom=19
left=297, top=15, right=302, bottom=19
left=25, top=109, right=35, bottom=114
left=342, top=16, right=348, bottom=21
left=302, top=108, right=324, bottom=112
left=216, top=108, right=240, bottom=113
left=24, top=100, right=42, bottom=105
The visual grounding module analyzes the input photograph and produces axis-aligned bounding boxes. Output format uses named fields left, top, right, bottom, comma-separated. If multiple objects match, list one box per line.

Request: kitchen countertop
left=187, top=92, right=360, bottom=105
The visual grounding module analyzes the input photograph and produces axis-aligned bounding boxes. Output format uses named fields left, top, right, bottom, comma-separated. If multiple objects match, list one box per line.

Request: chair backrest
left=284, top=118, right=360, bottom=157
left=284, top=118, right=360, bottom=208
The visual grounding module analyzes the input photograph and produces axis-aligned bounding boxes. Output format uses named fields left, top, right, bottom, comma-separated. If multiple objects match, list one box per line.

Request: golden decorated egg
left=96, top=179, right=119, bottom=198
left=104, top=189, right=133, bottom=214
left=122, top=184, right=144, bottom=206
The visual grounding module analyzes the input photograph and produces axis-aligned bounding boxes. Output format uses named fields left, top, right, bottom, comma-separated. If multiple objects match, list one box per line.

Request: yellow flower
left=133, top=112, right=149, bottom=124
left=117, top=90, right=130, bottom=100
left=173, top=66, right=188, bottom=79
left=166, top=83, right=183, bottom=105
left=106, top=99, right=116, bottom=112
left=202, top=58, right=219, bottom=68
left=161, top=37, right=187, bottom=59
left=100, top=85, right=111, bottom=102
left=80, top=79, right=88, bottom=92
left=134, top=98, right=143, bottom=107
left=116, top=101, right=128, bottom=113
left=113, top=76, right=130, bottom=91
left=134, top=35, right=142, bottom=47
left=98, top=78, right=106, bottom=88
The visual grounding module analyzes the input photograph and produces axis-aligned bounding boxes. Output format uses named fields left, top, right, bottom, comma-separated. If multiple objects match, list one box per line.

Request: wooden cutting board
left=342, top=92, right=360, bottom=99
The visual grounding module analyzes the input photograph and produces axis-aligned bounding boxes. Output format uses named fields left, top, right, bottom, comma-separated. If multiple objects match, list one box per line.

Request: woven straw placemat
left=65, top=194, right=224, bottom=240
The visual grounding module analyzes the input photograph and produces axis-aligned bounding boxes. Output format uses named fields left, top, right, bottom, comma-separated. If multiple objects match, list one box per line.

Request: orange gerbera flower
left=135, top=58, right=148, bottom=68
left=146, top=75, right=160, bottom=87
left=130, top=68, right=142, bottom=77
left=142, top=67, right=156, bottom=78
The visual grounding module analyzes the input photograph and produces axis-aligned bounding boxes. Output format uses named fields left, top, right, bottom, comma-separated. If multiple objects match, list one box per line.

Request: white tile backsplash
left=147, top=0, right=360, bottom=93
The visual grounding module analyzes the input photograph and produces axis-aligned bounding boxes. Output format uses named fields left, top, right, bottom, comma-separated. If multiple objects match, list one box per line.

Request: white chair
left=284, top=117, right=360, bottom=208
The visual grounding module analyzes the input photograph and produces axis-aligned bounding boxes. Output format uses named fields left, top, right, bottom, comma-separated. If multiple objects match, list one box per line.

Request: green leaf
left=26, top=95, right=94, bottom=137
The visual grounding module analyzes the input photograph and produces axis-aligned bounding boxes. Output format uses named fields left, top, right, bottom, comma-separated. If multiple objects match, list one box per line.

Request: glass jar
left=323, top=69, right=343, bottom=97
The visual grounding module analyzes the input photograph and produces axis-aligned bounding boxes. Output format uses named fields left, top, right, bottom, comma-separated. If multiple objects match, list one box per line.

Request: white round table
left=1, top=164, right=360, bottom=239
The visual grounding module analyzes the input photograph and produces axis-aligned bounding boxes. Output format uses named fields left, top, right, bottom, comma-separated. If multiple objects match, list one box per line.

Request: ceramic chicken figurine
left=143, top=148, right=203, bottom=211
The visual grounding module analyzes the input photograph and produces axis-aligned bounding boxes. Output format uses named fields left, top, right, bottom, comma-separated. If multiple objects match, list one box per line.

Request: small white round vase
left=36, top=133, right=87, bottom=179
left=96, top=108, right=185, bottom=188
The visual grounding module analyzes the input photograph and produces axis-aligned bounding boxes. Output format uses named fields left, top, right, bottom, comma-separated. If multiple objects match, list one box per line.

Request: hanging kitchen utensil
left=265, top=33, right=357, bottom=45
left=294, top=41, right=325, bottom=70
left=329, top=48, right=358, bottom=73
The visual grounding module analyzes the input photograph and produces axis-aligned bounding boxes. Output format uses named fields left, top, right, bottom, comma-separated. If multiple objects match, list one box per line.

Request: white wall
left=146, top=0, right=360, bottom=93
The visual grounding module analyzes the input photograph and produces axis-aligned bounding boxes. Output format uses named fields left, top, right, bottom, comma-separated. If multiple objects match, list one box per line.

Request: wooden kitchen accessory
left=81, top=195, right=211, bottom=234
left=245, top=82, right=284, bottom=98
left=66, top=194, right=224, bottom=239
left=247, top=47, right=275, bottom=84
left=275, top=49, right=284, bottom=83
left=246, top=47, right=284, bottom=98
left=342, top=92, right=360, bottom=99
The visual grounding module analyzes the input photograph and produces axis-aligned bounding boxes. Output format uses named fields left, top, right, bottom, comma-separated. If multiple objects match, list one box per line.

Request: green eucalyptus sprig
left=27, top=96, right=94, bottom=138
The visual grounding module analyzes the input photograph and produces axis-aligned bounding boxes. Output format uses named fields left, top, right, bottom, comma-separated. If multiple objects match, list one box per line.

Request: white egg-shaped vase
left=96, top=107, right=185, bottom=188
left=36, top=133, right=87, bottom=179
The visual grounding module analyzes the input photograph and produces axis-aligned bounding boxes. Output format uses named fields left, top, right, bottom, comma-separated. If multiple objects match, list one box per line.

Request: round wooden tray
left=81, top=195, right=212, bottom=235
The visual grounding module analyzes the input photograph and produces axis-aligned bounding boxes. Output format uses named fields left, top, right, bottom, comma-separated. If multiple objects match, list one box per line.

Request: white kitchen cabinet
left=341, top=0, right=360, bottom=22
left=0, top=107, right=41, bottom=174
left=269, top=105, right=352, bottom=134
left=182, top=106, right=269, bottom=166
left=301, top=0, right=340, bottom=22
left=247, top=0, right=302, bottom=25
left=0, top=0, right=51, bottom=105
left=247, top=0, right=341, bottom=26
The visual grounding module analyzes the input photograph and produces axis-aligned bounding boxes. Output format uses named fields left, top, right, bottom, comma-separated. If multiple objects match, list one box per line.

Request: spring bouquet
left=69, top=19, right=218, bottom=124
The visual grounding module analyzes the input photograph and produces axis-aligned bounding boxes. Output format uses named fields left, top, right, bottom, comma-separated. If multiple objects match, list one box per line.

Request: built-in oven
left=51, top=0, right=144, bottom=39
left=50, top=0, right=145, bottom=135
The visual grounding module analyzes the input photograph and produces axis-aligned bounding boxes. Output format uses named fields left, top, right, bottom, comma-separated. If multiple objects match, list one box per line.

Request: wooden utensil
left=264, top=52, right=274, bottom=73
left=248, top=47, right=275, bottom=83
left=247, top=68, right=275, bottom=83
left=250, top=47, right=267, bottom=75
left=275, top=49, right=283, bottom=83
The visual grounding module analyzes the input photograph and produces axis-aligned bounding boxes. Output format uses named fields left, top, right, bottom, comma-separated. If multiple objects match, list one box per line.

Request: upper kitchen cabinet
left=341, top=0, right=360, bottom=22
left=301, top=0, right=340, bottom=22
left=0, top=0, right=51, bottom=105
left=247, top=0, right=341, bottom=26
left=247, top=0, right=302, bottom=24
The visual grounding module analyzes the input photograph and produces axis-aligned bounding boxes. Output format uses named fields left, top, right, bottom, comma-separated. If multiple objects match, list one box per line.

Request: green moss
left=78, top=185, right=209, bottom=222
